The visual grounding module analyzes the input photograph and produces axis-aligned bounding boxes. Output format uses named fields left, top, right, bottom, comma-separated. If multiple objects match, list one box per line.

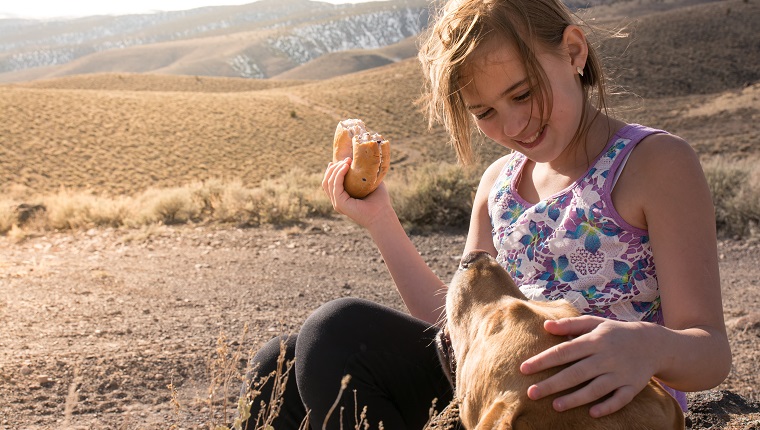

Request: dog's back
left=445, top=251, right=685, bottom=429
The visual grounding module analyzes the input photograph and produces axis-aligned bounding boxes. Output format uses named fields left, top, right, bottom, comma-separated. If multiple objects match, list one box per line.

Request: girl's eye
left=475, top=109, right=493, bottom=120
left=514, top=90, right=531, bottom=102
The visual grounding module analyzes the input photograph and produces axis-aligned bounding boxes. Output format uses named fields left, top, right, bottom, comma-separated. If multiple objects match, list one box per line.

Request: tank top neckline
left=508, top=123, right=635, bottom=208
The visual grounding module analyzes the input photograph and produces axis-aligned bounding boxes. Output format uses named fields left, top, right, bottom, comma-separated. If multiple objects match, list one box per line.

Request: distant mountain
left=0, top=0, right=430, bottom=82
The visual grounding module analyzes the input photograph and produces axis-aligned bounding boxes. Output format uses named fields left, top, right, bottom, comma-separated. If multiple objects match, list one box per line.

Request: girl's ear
left=562, top=25, right=588, bottom=72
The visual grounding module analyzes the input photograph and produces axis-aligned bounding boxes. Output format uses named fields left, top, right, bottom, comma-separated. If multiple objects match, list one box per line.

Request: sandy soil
left=1, top=218, right=759, bottom=429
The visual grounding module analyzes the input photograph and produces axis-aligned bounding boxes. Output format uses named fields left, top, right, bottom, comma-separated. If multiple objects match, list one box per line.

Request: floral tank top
left=488, top=124, right=689, bottom=412
left=489, top=124, right=664, bottom=323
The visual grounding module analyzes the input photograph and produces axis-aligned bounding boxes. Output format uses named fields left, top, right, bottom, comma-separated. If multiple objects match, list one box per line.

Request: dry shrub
left=214, top=170, right=332, bottom=227
left=0, top=187, right=134, bottom=234
left=41, top=192, right=92, bottom=230
left=137, top=187, right=199, bottom=225
left=0, top=173, right=334, bottom=235
left=703, top=156, right=760, bottom=238
left=389, top=163, right=480, bottom=232
left=191, top=178, right=228, bottom=220
left=0, top=202, right=15, bottom=234
left=35, top=190, right=133, bottom=230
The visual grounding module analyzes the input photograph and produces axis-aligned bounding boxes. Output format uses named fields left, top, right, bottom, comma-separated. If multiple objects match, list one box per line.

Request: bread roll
left=332, top=119, right=390, bottom=198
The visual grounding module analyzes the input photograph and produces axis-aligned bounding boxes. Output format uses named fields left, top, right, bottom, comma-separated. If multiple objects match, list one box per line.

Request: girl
left=244, top=0, right=731, bottom=428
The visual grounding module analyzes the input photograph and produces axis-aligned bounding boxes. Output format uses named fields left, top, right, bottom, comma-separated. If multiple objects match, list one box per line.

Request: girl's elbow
left=701, top=333, right=733, bottom=390
left=714, top=339, right=733, bottom=387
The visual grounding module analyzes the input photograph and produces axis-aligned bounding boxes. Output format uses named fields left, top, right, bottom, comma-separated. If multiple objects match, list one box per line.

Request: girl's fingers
left=521, top=333, right=595, bottom=376
left=324, top=158, right=351, bottom=209
left=524, top=350, right=602, bottom=400
left=588, top=384, right=640, bottom=417
left=545, top=372, right=618, bottom=412
left=321, top=162, right=336, bottom=193
left=543, top=315, right=605, bottom=337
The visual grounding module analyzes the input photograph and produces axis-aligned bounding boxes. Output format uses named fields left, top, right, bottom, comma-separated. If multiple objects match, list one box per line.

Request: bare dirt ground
left=1, top=218, right=759, bottom=429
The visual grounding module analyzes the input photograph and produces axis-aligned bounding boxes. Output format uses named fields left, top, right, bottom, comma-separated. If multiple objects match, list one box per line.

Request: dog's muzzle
left=436, top=328, right=458, bottom=388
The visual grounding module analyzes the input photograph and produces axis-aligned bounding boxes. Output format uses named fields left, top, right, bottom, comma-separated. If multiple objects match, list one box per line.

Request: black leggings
left=243, top=297, right=455, bottom=430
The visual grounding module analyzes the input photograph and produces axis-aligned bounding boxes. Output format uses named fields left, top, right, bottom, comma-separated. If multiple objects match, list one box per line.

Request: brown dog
left=440, top=250, right=684, bottom=429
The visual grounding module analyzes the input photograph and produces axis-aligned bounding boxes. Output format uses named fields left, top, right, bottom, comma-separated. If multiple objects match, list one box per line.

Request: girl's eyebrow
left=466, top=78, right=528, bottom=110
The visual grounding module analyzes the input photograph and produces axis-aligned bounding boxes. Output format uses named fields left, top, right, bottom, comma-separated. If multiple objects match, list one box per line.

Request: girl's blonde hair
left=418, top=0, right=609, bottom=165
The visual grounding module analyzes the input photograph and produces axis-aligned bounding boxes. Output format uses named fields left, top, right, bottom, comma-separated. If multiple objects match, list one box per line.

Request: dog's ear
left=474, top=398, right=517, bottom=430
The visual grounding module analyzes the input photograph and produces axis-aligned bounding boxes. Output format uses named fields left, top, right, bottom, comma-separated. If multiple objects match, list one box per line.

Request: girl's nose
left=501, top=109, right=528, bottom=139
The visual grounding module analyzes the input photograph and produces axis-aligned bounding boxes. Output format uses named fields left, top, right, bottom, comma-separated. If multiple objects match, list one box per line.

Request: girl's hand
left=519, top=316, right=661, bottom=417
left=321, top=157, right=393, bottom=230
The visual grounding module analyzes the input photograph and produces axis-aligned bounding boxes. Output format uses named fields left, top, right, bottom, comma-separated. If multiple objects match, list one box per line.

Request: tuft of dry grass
left=703, top=156, right=760, bottom=239
left=389, top=163, right=481, bottom=232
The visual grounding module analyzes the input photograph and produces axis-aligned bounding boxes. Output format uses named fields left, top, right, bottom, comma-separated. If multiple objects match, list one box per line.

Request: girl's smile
left=517, top=125, right=546, bottom=148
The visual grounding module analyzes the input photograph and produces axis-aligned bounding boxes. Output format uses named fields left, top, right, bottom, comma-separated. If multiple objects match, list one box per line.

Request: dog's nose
left=460, top=250, right=491, bottom=269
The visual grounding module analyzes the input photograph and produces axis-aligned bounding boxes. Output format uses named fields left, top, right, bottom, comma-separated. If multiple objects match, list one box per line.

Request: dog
left=438, top=250, right=685, bottom=429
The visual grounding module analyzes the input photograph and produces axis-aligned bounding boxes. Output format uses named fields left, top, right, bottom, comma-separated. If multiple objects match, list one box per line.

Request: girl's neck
left=519, top=110, right=625, bottom=203
left=550, top=108, right=624, bottom=176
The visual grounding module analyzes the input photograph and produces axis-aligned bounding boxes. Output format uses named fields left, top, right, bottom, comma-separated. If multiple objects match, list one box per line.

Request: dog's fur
left=441, top=250, right=685, bottom=429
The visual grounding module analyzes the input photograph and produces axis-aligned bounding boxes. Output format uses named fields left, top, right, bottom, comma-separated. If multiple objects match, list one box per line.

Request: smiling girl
left=245, top=0, right=731, bottom=427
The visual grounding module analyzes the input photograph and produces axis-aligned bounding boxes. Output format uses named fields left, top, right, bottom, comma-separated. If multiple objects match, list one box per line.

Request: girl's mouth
left=518, top=125, right=546, bottom=148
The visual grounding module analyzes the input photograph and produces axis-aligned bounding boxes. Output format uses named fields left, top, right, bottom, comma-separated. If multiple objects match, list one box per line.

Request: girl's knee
left=250, top=334, right=297, bottom=375
left=300, top=297, right=375, bottom=336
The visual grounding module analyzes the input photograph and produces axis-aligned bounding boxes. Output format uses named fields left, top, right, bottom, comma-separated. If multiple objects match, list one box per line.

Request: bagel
left=332, top=119, right=390, bottom=199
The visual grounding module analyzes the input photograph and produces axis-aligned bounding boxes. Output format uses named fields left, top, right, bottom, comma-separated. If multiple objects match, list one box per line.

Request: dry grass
left=4, top=154, right=757, bottom=240
left=0, top=59, right=467, bottom=198
left=192, top=334, right=460, bottom=430
left=703, top=156, right=760, bottom=238
left=0, top=171, right=335, bottom=239
left=0, top=1, right=758, bottom=236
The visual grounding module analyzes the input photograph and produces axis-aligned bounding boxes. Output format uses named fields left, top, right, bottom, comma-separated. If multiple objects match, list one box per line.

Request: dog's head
left=444, top=250, right=580, bottom=429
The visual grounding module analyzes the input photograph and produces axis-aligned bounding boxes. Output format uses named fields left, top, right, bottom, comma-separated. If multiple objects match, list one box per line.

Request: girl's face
left=459, top=37, right=585, bottom=167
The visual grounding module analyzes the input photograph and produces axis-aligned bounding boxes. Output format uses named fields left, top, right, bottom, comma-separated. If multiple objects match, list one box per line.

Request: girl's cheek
left=476, top=119, right=500, bottom=142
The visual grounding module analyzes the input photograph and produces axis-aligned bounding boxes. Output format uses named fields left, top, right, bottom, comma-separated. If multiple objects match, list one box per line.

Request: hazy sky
left=0, top=0, right=371, bottom=20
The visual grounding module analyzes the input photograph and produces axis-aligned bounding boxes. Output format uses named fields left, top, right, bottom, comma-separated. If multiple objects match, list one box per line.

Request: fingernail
left=554, top=399, right=565, bottom=412
left=527, top=385, right=540, bottom=400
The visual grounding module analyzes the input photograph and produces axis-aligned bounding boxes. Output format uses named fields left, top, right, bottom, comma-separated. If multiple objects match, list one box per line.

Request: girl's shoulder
left=615, top=128, right=705, bottom=225
left=627, top=129, right=697, bottom=174
left=479, top=152, right=515, bottom=185
left=485, top=152, right=515, bottom=175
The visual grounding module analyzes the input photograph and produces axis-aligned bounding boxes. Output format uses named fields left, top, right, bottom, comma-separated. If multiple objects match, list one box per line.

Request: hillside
left=0, top=57, right=450, bottom=196
left=597, top=0, right=760, bottom=98
left=10, top=72, right=306, bottom=92
left=5, top=0, right=748, bottom=84
left=272, top=36, right=419, bottom=80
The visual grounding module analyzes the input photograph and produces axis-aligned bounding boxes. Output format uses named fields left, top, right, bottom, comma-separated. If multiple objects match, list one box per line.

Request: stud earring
left=577, top=66, right=584, bottom=77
